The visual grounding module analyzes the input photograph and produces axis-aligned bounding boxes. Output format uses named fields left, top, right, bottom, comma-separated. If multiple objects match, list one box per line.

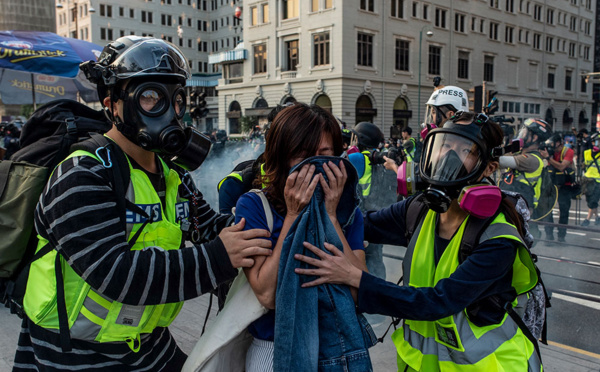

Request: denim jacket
left=273, top=156, right=376, bottom=372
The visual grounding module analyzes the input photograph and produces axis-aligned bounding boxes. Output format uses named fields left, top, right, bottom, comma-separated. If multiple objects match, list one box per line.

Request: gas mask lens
left=173, top=90, right=186, bottom=118
left=421, top=132, right=482, bottom=184
left=138, top=88, right=166, bottom=115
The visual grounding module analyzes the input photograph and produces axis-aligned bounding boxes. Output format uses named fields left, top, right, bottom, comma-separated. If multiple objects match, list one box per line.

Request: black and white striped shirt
left=14, top=155, right=237, bottom=371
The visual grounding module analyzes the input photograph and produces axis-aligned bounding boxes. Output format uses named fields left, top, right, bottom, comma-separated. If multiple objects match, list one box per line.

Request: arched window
left=315, top=94, right=332, bottom=112
left=228, top=101, right=241, bottom=134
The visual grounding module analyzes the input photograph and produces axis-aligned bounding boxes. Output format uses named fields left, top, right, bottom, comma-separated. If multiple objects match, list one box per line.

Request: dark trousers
left=544, top=186, right=572, bottom=239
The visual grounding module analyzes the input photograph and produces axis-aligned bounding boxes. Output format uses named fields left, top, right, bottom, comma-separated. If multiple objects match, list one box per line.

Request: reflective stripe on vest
left=358, top=151, right=373, bottom=196
left=218, top=171, right=242, bottom=190
left=24, top=149, right=187, bottom=352
left=584, top=149, right=600, bottom=181
left=393, top=210, right=540, bottom=371
left=408, top=138, right=417, bottom=159
left=514, top=153, right=544, bottom=208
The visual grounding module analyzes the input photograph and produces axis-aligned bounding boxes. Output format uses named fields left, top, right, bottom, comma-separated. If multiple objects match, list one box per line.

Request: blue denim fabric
left=273, top=156, right=375, bottom=372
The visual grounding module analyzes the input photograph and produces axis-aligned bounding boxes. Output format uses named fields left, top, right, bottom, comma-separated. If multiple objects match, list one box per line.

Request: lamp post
left=417, top=26, right=433, bottom=127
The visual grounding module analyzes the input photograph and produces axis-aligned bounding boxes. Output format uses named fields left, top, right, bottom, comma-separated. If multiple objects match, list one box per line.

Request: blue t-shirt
left=235, top=191, right=365, bottom=341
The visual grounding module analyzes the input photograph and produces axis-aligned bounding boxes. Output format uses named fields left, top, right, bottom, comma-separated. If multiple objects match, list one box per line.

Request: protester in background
left=581, top=132, right=600, bottom=226
left=498, top=118, right=552, bottom=239
left=295, top=111, right=542, bottom=371
left=540, top=133, right=575, bottom=243
left=401, top=126, right=417, bottom=163
left=235, top=103, right=368, bottom=371
left=348, top=122, right=397, bottom=280
left=14, top=36, right=272, bottom=371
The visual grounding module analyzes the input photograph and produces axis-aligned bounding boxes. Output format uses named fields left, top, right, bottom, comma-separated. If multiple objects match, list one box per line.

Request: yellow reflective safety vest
left=406, top=138, right=416, bottom=162
left=358, top=151, right=373, bottom=197
left=584, top=149, right=600, bottom=182
left=514, top=152, right=544, bottom=208
left=393, top=210, right=541, bottom=372
left=217, top=162, right=266, bottom=191
left=24, top=150, right=188, bottom=352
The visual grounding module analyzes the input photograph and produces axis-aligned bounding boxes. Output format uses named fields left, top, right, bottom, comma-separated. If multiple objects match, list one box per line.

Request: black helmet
left=520, top=118, right=552, bottom=143
left=80, top=36, right=191, bottom=102
left=354, top=122, right=384, bottom=149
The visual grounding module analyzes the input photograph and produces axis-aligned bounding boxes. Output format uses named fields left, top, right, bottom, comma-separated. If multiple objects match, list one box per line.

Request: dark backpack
left=0, top=100, right=132, bottom=321
left=380, top=192, right=550, bottom=363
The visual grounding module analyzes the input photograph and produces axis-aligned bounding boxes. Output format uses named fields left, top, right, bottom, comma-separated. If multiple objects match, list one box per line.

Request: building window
left=546, top=8, right=554, bottom=24
left=568, top=42, right=576, bottom=57
left=357, top=32, right=373, bottom=67
left=533, top=4, right=542, bottom=21
left=428, top=45, right=441, bottom=75
left=283, top=0, right=299, bottom=19
left=569, top=16, right=577, bottom=31
left=360, top=0, right=374, bottom=12
left=480, top=19, right=485, bottom=33
left=141, top=11, right=153, bottom=23
left=224, top=62, right=243, bottom=84
left=253, top=43, right=267, bottom=74
left=489, top=22, right=499, bottom=40
left=434, top=8, right=447, bottom=28
left=412, top=2, right=418, bottom=17
left=583, top=46, right=590, bottom=60
left=457, top=51, right=469, bottom=79
left=395, top=39, right=409, bottom=71
left=313, top=32, right=330, bottom=66
left=581, top=75, right=587, bottom=93
left=262, top=4, right=269, bottom=23
left=505, top=26, right=514, bottom=43
left=251, top=6, right=257, bottom=25
left=565, top=70, right=572, bottom=91
left=490, top=0, right=499, bottom=9
left=285, top=40, right=299, bottom=71
left=506, top=0, right=514, bottom=12
left=545, top=36, right=553, bottom=52
left=547, top=69, right=555, bottom=89
left=533, top=33, right=541, bottom=49
left=119, top=6, right=124, bottom=16
left=483, top=55, right=494, bottom=82
left=423, top=4, right=428, bottom=20
left=391, top=0, right=404, bottom=18
left=455, top=13, right=465, bottom=33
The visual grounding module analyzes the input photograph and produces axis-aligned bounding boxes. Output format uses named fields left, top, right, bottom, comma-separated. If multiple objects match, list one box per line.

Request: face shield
left=421, top=131, right=484, bottom=187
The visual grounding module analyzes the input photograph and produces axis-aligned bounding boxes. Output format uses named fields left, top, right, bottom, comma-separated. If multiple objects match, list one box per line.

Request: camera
left=538, top=143, right=555, bottom=157
left=370, top=147, right=405, bottom=166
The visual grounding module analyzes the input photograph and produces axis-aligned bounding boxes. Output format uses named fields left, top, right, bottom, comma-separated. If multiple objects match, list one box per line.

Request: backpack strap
left=248, top=189, right=273, bottom=232
left=404, top=193, right=429, bottom=242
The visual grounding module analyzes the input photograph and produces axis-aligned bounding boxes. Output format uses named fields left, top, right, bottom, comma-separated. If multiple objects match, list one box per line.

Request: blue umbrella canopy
left=0, top=31, right=102, bottom=105
left=0, top=31, right=102, bottom=77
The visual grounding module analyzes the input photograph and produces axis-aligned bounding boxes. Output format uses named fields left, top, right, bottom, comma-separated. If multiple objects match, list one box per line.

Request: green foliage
left=239, top=115, right=257, bottom=134
left=20, top=104, right=34, bottom=118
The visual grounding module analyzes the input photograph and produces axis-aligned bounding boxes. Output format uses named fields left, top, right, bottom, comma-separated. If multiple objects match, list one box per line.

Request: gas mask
left=116, top=80, right=211, bottom=170
left=419, top=117, right=503, bottom=217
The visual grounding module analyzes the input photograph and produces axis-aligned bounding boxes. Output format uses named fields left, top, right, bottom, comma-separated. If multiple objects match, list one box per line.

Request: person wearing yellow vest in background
left=13, top=37, right=272, bottom=372
left=401, top=126, right=417, bottom=163
left=295, top=112, right=542, bottom=371
left=348, top=122, right=397, bottom=282
left=581, top=132, right=600, bottom=226
left=499, top=118, right=553, bottom=239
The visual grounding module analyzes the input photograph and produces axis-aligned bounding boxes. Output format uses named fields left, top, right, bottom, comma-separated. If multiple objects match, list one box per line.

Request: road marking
left=547, top=340, right=600, bottom=360
left=566, top=231, right=586, bottom=236
left=558, top=289, right=600, bottom=301
left=552, top=293, right=600, bottom=310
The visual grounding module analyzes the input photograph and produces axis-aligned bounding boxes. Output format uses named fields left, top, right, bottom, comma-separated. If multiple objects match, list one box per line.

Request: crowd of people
left=3, top=35, right=596, bottom=371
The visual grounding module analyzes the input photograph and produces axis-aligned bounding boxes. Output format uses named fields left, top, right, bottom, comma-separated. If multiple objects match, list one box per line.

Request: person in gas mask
left=14, top=36, right=272, bottom=371
left=294, top=112, right=542, bottom=371
left=420, top=86, right=469, bottom=139
left=498, top=118, right=553, bottom=239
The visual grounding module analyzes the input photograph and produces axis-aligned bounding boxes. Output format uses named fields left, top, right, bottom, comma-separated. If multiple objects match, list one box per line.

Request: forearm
left=548, top=157, right=571, bottom=172
left=246, top=214, right=296, bottom=308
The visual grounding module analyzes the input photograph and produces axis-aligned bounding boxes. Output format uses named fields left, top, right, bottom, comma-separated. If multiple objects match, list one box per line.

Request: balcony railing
left=280, top=71, right=298, bottom=79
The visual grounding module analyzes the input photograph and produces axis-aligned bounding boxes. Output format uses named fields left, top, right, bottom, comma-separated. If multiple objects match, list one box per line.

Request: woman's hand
left=284, top=164, right=319, bottom=217
left=294, top=242, right=363, bottom=288
left=320, top=161, right=347, bottom=218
